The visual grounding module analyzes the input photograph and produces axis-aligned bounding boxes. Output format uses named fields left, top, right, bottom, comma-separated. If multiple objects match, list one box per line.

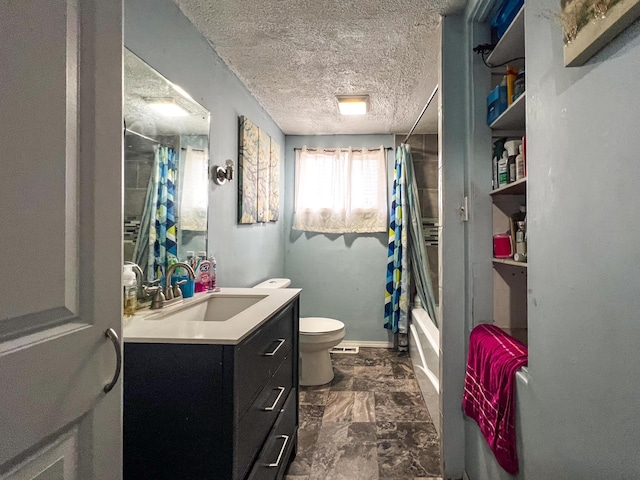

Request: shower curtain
left=134, top=145, right=178, bottom=280
left=384, top=144, right=438, bottom=339
left=384, top=146, right=409, bottom=335
left=404, top=144, right=438, bottom=326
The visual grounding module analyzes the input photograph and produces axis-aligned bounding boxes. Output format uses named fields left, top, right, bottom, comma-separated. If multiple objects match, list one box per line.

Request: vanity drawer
left=235, top=303, right=294, bottom=417
left=235, top=354, right=293, bottom=480
left=247, top=389, right=298, bottom=480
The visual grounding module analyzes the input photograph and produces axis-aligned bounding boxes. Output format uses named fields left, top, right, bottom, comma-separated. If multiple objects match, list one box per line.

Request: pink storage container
left=493, top=234, right=513, bottom=258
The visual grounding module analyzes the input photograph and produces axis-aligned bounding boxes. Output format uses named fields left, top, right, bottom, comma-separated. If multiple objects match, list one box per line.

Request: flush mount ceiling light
left=146, top=98, right=190, bottom=117
left=336, top=95, right=370, bottom=115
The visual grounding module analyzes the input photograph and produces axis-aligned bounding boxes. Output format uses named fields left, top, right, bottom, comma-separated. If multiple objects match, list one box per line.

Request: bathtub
left=409, top=306, right=441, bottom=433
left=409, top=306, right=439, bottom=391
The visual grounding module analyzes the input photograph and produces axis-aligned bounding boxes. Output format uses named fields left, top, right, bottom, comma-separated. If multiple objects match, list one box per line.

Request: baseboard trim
left=337, top=340, right=394, bottom=349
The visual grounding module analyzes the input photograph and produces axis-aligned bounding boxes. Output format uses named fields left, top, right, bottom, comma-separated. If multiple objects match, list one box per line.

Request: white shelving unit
left=486, top=6, right=525, bottom=67
left=488, top=6, right=528, bottom=346
left=490, top=93, right=526, bottom=131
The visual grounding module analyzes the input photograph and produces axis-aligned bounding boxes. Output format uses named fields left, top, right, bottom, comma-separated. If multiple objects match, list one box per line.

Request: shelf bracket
left=460, top=196, right=469, bottom=222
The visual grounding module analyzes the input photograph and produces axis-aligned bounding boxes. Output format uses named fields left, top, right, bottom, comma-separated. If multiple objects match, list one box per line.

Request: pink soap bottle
left=194, top=251, right=211, bottom=293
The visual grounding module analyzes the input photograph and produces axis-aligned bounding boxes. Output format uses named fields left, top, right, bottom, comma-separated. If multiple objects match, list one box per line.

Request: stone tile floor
left=284, top=347, right=442, bottom=480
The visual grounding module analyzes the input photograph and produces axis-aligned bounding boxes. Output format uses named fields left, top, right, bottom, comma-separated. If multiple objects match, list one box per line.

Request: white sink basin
left=147, top=294, right=268, bottom=323
left=123, top=287, right=300, bottom=345
left=203, top=295, right=268, bottom=322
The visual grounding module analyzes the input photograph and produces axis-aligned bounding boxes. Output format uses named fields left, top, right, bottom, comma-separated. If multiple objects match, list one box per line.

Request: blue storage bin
left=487, top=85, right=507, bottom=125
left=491, top=0, right=524, bottom=41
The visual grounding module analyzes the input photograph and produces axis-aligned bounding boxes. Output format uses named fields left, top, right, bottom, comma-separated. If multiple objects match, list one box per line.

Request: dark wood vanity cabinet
left=124, top=298, right=299, bottom=480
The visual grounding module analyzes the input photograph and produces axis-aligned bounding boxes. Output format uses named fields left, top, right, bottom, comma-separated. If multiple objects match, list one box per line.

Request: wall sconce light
left=213, top=159, right=234, bottom=185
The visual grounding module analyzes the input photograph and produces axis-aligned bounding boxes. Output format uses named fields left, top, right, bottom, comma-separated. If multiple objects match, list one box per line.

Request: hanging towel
left=462, top=324, right=528, bottom=474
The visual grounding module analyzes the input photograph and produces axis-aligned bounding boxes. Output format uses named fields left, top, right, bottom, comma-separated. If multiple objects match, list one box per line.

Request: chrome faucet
left=150, top=262, right=196, bottom=309
left=124, top=261, right=152, bottom=303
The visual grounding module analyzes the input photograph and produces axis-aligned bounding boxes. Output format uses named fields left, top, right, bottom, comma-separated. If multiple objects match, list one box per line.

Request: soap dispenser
left=123, top=264, right=137, bottom=317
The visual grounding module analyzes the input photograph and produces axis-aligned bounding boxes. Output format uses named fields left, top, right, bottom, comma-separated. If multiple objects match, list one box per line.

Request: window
left=293, top=146, right=387, bottom=233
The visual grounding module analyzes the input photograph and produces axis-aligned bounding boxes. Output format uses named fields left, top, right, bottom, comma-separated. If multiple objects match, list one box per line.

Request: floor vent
left=330, top=346, right=359, bottom=354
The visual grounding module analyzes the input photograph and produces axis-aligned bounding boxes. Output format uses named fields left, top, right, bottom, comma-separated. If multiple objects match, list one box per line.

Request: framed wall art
left=238, top=116, right=280, bottom=224
left=559, top=0, right=640, bottom=66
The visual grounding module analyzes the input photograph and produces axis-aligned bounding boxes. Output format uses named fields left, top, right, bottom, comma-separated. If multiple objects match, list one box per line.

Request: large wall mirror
left=124, top=49, right=210, bottom=283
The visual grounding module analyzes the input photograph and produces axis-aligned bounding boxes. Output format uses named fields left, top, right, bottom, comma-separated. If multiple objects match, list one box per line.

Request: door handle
left=104, top=328, right=122, bottom=393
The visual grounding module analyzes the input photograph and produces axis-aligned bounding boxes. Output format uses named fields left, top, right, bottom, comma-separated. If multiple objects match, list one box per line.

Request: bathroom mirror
left=124, top=49, right=210, bottom=283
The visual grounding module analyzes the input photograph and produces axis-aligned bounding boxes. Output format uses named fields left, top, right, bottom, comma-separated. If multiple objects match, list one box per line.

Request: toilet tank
left=253, top=278, right=291, bottom=289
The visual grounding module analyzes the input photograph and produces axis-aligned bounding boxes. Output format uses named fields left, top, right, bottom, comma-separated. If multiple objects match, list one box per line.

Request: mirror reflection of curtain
left=133, top=145, right=178, bottom=280
left=179, top=146, right=208, bottom=231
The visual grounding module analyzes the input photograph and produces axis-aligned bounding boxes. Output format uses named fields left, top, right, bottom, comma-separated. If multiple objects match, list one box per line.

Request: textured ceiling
left=174, top=0, right=467, bottom=135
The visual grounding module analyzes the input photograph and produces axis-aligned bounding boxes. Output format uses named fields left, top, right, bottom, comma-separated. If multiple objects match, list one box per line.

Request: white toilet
left=253, top=278, right=346, bottom=386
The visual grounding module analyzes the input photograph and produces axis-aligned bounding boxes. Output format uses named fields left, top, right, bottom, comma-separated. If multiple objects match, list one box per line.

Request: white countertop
left=123, top=287, right=301, bottom=345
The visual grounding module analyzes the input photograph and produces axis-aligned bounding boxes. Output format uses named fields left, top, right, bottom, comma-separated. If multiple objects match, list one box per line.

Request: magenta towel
left=462, top=324, right=528, bottom=474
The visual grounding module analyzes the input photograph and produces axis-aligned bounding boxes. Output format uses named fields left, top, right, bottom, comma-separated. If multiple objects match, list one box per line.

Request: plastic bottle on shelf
left=123, top=264, right=137, bottom=317
left=514, top=220, right=527, bottom=262
left=515, top=144, right=525, bottom=180
left=513, top=68, right=525, bottom=102
left=504, top=139, right=522, bottom=184
left=492, top=138, right=506, bottom=190
left=498, top=151, right=509, bottom=188
left=506, top=65, right=519, bottom=106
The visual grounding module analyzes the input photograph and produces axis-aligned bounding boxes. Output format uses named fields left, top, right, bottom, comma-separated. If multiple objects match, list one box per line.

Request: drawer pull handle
left=267, top=435, right=290, bottom=468
left=264, top=338, right=286, bottom=356
left=264, top=386, right=286, bottom=411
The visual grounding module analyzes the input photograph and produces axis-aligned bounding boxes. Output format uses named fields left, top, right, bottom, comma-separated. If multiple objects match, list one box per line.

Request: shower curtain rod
left=294, top=147, right=393, bottom=152
left=125, top=128, right=161, bottom=145
left=403, top=84, right=438, bottom=144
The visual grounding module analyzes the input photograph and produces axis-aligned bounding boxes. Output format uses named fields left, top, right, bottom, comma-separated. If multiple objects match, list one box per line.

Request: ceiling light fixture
left=336, top=95, right=369, bottom=115
left=146, top=98, right=190, bottom=117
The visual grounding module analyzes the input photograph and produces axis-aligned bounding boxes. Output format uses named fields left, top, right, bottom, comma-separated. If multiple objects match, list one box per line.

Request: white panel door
left=0, top=0, right=122, bottom=478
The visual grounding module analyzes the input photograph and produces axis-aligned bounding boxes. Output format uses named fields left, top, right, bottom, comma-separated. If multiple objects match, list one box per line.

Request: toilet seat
left=300, top=317, right=344, bottom=335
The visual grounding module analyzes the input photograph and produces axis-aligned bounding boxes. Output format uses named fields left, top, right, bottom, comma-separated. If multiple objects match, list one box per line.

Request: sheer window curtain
left=293, top=146, right=387, bottom=234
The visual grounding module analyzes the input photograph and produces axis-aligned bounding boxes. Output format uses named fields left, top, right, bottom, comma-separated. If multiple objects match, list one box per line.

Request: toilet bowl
left=253, top=278, right=346, bottom=386
left=298, top=317, right=345, bottom=386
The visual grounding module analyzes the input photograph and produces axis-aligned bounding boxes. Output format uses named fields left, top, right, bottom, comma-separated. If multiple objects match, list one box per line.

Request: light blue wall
left=446, top=0, right=640, bottom=478
left=284, top=135, right=395, bottom=343
left=125, top=0, right=286, bottom=287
